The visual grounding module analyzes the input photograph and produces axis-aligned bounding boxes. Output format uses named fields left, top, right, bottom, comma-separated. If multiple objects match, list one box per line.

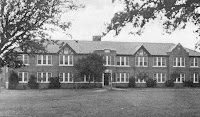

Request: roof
left=45, top=40, right=200, bottom=56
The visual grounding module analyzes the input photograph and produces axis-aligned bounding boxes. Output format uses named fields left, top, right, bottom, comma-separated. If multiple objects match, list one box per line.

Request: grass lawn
left=0, top=88, right=200, bottom=117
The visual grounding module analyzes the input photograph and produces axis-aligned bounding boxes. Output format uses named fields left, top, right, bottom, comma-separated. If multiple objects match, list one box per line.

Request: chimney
left=93, top=35, right=101, bottom=41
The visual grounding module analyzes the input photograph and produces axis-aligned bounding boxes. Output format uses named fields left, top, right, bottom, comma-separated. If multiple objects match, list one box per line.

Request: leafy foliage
left=170, top=71, right=179, bottom=81
left=146, top=78, right=156, bottom=87
left=106, top=0, right=200, bottom=37
left=136, top=72, right=148, bottom=81
left=28, top=75, right=39, bottom=89
left=165, top=79, right=175, bottom=87
left=128, top=76, right=135, bottom=88
left=0, top=0, right=82, bottom=68
left=183, top=80, right=194, bottom=87
left=74, top=53, right=106, bottom=83
left=48, top=77, right=61, bottom=89
left=8, top=71, right=19, bottom=89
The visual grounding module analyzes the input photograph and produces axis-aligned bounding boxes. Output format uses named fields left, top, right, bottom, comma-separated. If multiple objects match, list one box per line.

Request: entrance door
left=104, top=73, right=110, bottom=85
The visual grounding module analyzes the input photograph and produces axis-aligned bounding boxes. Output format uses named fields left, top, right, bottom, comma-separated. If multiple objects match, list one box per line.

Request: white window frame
left=190, top=58, right=198, bottom=67
left=135, top=57, right=148, bottom=67
left=135, top=78, right=146, bottom=83
left=59, top=55, right=73, bottom=66
left=173, top=57, right=185, bottom=67
left=175, top=73, right=185, bottom=83
left=59, top=73, right=73, bottom=83
left=153, top=57, right=166, bottom=67
left=153, top=73, right=166, bottom=83
left=37, top=72, right=52, bottom=83
left=37, top=55, right=52, bottom=65
left=18, top=72, right=28, bottom=83
left=116, top=56, right=129, bottom=66
left=115, top=73, right=129, bottom=83
left=191, top=73, right=199, bottom=83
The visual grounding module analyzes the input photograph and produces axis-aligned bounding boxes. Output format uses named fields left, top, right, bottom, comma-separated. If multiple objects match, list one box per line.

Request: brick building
left=2, top=38, right=200, bottom=88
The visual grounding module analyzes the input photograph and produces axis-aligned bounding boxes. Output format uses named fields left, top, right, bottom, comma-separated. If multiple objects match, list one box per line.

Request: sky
left=51, top=0, right=199, bottom=50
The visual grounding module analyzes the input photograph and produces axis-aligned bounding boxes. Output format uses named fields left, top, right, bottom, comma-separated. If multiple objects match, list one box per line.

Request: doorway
left=104, top=73, right=110, bottom=85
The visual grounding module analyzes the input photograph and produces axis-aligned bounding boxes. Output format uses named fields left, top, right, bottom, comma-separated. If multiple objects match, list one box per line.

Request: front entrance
left=104, top=73, right=110, bottom=85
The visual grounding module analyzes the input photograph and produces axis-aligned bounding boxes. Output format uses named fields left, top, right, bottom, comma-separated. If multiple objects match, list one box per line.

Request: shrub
left=165, top=79, right=175, bottom=87
left=28, top=75, right=39, bottom=89
left=48, top=77, right=61, bottom=89
left=146, top=78, right=156, bottom=87
left=8, top=71, right=19, bottom=89
left=128, top=76, right=135, bottom=88
left=183, top=81, right=194, bottom=87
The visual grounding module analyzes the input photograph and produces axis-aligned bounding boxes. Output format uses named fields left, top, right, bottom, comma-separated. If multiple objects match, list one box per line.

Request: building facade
left=2, top=39, right=200, bottom=89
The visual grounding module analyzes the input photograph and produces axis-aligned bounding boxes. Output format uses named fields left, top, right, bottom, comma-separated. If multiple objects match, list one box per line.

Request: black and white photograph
left=1, top=0, right=200, bottom=116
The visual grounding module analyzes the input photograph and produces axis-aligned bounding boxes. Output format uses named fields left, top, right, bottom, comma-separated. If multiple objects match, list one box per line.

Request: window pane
left=18, top=72, right=23, bottom=82
left=43, top=73, right=46, bottom=82
left=108, top=56, right=111, bottom=65
left=162, top=58, right=166, bottom=66
left=48, top=56, right=52, bottom=65
left=65, top=55, right=68, bottom=65
left=69, top=55, right=73, bottom=65
left=121, top=73, right=124, bottom=82
left=195, top=58, right=198, bottom=66
left=158, top=58, right=161, bottom=66
left=153, top=58, right=157, bottom=66
left=144, top=57, right=148, bottom=66
left=191, top=58, right=194, bottom=66
left=24, top=55, right=28, bottom=64
left=139, top=57, right=143, bottom=66
left=43, top=55, right=46, bottom=64
left=121, top=57, right=124, bottom=65
left=116, top=57, right=120, bottom=65
left=181, top=58, right=185, bottom=66
left=38, top=55, right=42, bottom=64
left=177, top=58, right=181, bottom=66
left=65, top=73, right=68, bottom=82
left=60, top=55, right=64, bottom=64
left=37, top=73, right=42, bottom=82
left=24, top=72, right=28, bottom=82
left=59, top=73, right=63, bottom=82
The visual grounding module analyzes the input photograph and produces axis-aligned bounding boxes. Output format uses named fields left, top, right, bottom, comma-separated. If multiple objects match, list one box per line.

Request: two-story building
left=2, top=37, right=200, bottom=88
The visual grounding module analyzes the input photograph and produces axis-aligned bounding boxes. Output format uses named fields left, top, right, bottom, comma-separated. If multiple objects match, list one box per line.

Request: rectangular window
left=59, top=73, right=73, bottom=83
left=153, top=57, right=166, bottom=67
left=191, top=73, right=199, bottom=83
left=59, top=55, right=74, bottom=66
left=18, top=72, right=28, bottom=83
left=190, top=58, right=198, bottom=67
left=135, top=57, right=148, bottom=67
left=175, top=73, right=185, bottom=83
left=153, top=73, right=166, bottom=83
left=116, top=56, right=129, bottom=66
left=18, top=54, right=29, bottom=65
left=173, top=57, right=185, bottom=67
left=37, top=55, right=52, bottom=65
left=115, top=73, right=129, bottom=83
left=37, top=72, right=52, bottom=83
left=105, top=56, right=114, bottom=66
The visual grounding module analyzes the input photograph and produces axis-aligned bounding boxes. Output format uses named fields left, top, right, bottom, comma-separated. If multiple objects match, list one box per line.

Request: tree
left=8, top=71, right=19, bottom=89
left=105, top=0, right=200, bottom=42
left=0, top=0, right=82, bottom=68
left=74, top=53, right=106, bottom=87
left=136, top=71, right=148, bottom=81
left=28, top=75, right=39, bottom=89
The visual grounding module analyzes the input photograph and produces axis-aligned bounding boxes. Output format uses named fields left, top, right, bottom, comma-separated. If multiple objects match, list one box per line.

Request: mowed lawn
left=1, top=88, right=200, bottom=117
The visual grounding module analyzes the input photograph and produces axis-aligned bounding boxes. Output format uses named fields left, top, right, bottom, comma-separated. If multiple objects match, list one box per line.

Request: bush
left=8, top=71, right=19, bottom=89
left=48, top=77, right=61, bottom=89
left=128, top=76, right=135, bottom=88
left=183, top=81, right=194, bottom=87
left=28, top=75, right=39, bottom=89
left=165, top=79, right=175, bottom=87
left=146, top=78, right=156, bottom=87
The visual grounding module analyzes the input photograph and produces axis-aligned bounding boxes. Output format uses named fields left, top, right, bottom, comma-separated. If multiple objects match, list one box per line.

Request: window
left=190, top=73, right=199, bottom=83
left=116, top=56, right=129, bottom=66
left=37, top=72, right=52, bottom=83
left=190, top=58, right=198, bottom=67
left=115, top=73, right=129, bottom=83
left=173, top=57, right=185, bottom=67
left=175, top=73, right=185, bottom=83
left=153, top=57, right=166, bottom=67
left=135, top=57, right=148, bottom=67
left=59, top=73, right=73, bottom=83
left=153, top=73, right=166, bottom=83
left=37, top=55, right=52, bottom=65
left=18, top=72, right=28, bottom=83
left=18, top=54, right=29, bottom=65
left=59, top=55, right=73, bottom=66
left=104, top=56, right=115, bottom=66
left=136, top=78, right=146, bottom=83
